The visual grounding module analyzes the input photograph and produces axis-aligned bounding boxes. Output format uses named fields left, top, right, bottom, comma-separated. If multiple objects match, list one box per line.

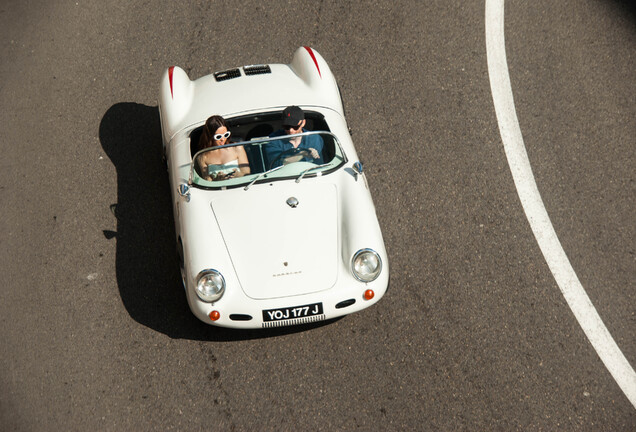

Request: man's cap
left=282, top=105, right=305, bottom=127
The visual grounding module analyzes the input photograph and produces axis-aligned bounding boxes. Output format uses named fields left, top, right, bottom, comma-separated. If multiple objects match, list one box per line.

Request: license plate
left=262, top=302, right=324, bottom=322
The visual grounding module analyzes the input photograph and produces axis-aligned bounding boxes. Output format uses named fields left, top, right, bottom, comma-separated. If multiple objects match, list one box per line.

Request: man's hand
left=308, top=148, right=319, bottom=159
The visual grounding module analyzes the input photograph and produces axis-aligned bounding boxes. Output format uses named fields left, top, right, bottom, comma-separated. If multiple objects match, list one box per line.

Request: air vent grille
left=244, top=64, right=271, bottom=76
left=214, top=68, right=241, bottom=82
left=262, top=314, right=325, bottom=328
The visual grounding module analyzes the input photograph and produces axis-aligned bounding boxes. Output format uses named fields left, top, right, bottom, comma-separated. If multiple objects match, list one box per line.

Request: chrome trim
left=296, top=162, right=330, bottom=183
left=178, top=183, right=190, bottom=202
left=351, top=248, right=382, bottom=282
left=286, top=197, right=299, bottom=208
left=244, top=164, right=284, bottom=191
left=353, top=161, right=363, bottom=174
left=194, top=269, right=226, bottom=303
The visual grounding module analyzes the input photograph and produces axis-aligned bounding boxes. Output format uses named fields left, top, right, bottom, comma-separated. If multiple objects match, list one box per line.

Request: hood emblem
left=286, top=197, right=299, bottom=208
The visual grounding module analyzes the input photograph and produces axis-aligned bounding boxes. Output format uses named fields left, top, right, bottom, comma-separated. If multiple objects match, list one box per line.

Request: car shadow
left=613, top=0, right=635, bottom=20
left=99, top=103, right=338, bottom=341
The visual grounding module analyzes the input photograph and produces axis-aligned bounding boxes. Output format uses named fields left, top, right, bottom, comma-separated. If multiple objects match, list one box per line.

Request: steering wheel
left=269, top=147, right=315, bottom=170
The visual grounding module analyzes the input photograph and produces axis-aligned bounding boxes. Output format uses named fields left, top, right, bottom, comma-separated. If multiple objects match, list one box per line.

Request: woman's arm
left=197, top=156, right=213, bottom=181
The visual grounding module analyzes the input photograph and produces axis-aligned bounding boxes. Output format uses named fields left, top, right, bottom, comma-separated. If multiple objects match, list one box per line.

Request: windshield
left=189, top=131, right=346, bottom=188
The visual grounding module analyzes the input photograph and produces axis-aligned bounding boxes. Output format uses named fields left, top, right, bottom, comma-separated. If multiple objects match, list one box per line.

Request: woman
left=197, top=115, right=250, bottom=181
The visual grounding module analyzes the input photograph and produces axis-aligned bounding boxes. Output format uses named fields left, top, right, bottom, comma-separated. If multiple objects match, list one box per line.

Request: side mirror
left=353, top=161, right=364, bottom=175
left=178, top=184, right=191, bottom=202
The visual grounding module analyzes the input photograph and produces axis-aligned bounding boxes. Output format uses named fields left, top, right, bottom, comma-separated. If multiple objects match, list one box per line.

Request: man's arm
left=304, top=134, right=324, bottom=164
left=264, top=136, right=286, bottom=169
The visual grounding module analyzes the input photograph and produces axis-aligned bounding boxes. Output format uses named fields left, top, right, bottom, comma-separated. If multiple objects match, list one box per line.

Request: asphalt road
left=1, top=0, right=634, bottom=430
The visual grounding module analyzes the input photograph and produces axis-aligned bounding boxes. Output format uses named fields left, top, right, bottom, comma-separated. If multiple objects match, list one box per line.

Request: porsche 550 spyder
left=158, top=46, right=389, bottom=328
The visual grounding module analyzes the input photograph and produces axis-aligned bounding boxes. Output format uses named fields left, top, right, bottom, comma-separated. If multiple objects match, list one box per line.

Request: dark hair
left=199, top=115, right=229, bottom=149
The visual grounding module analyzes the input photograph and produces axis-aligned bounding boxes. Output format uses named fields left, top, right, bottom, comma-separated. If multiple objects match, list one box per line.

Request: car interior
left=189, top=110, right=336, bottom=174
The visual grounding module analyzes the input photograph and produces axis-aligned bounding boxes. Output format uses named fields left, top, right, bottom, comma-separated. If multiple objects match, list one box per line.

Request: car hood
left=210, top=182, right=338, bottom=300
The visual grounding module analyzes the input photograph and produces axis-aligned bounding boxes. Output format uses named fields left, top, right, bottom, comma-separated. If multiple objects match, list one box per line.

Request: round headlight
left=195, top=269, right=225, bottom=302
left=352, top=249, right=382, bottom=282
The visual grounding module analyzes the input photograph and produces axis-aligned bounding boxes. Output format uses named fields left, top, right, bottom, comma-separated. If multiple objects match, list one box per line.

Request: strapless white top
left=207, top=159, right=239, bottom=176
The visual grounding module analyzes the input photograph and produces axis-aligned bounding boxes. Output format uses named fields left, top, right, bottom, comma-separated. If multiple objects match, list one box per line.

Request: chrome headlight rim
left=351, top=248, right=382, bottom=283
left=194, top=269, right=226, bottom=303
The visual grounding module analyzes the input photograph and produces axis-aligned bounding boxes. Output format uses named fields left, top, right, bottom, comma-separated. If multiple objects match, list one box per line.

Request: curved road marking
left=485, top=0, right=636, bottom=408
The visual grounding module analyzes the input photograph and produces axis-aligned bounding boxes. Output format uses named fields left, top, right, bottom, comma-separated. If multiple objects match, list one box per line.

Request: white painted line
left=485, top=0, right=636, bottom=408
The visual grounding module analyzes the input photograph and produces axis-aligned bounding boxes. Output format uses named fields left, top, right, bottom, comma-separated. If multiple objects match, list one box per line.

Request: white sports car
left=158, top=46, right=389, bottom=328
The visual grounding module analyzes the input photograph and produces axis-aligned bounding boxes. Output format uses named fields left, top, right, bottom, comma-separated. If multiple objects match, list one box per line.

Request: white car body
left=158, top=46, right=389, bottom=328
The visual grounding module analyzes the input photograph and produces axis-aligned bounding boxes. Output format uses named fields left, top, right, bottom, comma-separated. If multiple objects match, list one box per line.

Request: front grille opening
left=262, top=314, right=325, bottom=328
left=244, top=64, right=271, bottom=76
left=214, top=68, right=241, bottom=81
left=335, top=299, right=356, bottom=309
left=229, top=314, right=253, bottom=321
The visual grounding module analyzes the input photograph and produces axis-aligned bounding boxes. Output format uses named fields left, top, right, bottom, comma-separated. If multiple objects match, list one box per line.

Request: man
left=265, top=106, right=324, bottom=168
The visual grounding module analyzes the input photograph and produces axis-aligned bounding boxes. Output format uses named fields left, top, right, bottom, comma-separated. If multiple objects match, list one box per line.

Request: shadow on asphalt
left=613, top=0, right=636, bottom=20
left=99, top=103, right=337, bottom=341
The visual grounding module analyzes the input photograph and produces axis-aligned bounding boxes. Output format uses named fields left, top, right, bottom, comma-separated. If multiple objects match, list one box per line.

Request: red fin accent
left=168, top=66, right=175, bottom=99
left=303, top=46, right=321, bottom=78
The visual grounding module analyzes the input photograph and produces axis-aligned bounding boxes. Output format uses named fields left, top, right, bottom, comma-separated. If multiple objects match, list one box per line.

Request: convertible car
left=158, top=46, right=389, bottom=328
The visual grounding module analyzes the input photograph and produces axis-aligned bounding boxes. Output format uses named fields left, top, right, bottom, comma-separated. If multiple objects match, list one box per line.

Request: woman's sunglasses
left=213, top=131, right=231, bottom=140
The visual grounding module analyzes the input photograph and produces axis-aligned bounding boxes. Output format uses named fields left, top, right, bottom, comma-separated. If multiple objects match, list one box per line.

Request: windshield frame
left=188, top=130, right=348, bottom=190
